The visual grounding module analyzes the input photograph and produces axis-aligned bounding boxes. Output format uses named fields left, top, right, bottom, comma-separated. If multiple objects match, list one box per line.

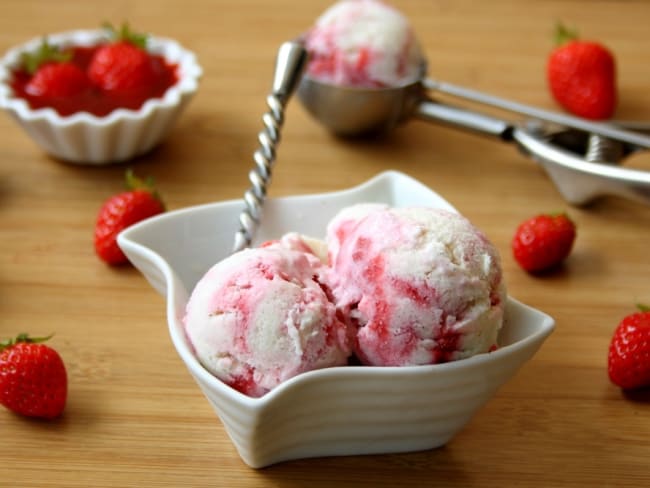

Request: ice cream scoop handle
left=424, top=78, right=650, bottom=149
left=233, top=42, right=308, bottom=253
left=414, top=99, right=514, bottom=140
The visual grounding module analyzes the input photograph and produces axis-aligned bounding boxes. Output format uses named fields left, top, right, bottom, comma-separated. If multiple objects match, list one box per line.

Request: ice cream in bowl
left=118, top=171, right=554, bottom=468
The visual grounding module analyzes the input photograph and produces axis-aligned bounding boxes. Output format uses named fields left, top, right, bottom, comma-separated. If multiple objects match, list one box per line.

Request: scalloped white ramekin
left=0, top=30, right=202, bottom=164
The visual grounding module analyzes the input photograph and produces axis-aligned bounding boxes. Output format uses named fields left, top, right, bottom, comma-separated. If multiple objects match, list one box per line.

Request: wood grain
left=1, top=1, right=649, bottom=486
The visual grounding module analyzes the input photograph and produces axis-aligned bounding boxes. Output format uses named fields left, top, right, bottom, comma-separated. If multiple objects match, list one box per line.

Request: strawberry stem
left=555, top=22, right=579, bottom=46
left=124, top=169, right=165, bottom=209
left=637, top=303, right=650, bottom=313
left=0, top=333, right=54, bottom=351
left=125, top=168, right=152, bottom=191
left=102, top=22, right=148, bottom=49
left=21, top=38, right=72, bottom=74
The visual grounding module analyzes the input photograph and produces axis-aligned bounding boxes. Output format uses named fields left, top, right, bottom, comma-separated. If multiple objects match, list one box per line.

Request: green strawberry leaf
left=554, top=22, right=579, bottom=46
left=102, top=21, right=148, bottom=49
left=125, top=169, right=165, bottom=209
left=21, top=38, right=72, bottom=74
left=0, top=333, right=54, bottom=351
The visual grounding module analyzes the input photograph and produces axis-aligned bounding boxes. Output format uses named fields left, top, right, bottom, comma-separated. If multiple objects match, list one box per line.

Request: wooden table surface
left=1, top=0, right=649, bottom=486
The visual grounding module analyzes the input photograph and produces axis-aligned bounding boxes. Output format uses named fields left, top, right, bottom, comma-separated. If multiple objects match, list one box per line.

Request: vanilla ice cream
left=304, top=0, right=424, bottom=88
left=184, top=245, right=351, bottom=397
left=326, top=204, right=506, bottom=366
left=186, top=204, right=506, bottom=395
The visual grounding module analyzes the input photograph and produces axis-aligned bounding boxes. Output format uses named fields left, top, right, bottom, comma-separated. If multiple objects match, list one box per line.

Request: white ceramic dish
left=0, top=29, right=201, bottom=164
left=118, top=171, right=555, bottom=468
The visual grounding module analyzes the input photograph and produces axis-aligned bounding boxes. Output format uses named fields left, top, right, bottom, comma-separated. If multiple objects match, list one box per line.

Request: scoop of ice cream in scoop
left=304, top=0, right=424, bottom=88
left=326, top=204, right=506, bottom=366
left=184, top=245, right=352, bottom=397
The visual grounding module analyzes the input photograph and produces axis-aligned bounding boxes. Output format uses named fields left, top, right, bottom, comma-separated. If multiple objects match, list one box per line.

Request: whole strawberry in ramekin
left=0, top=23, right=201, bottom=164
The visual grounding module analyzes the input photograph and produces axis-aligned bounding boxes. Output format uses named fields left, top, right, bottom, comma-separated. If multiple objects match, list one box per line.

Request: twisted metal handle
left=232, top=95, right=284, bottom=252
left=233, top=42, right=308, bottom=253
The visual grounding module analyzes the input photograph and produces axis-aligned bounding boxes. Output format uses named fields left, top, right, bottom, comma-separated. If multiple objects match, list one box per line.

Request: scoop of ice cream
left=184, top=246, right=351, bottom=397
left=304, top=0, right=424, bottom=88
left=326, top=204, right=506, bottom=366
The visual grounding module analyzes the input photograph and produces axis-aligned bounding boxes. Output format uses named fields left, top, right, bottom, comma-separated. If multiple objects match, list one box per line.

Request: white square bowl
left=118, top=170, right=554, bottom=468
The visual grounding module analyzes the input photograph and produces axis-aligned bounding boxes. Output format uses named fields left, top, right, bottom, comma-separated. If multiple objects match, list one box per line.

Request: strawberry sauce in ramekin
left=10, top=45, right=178, bottom=117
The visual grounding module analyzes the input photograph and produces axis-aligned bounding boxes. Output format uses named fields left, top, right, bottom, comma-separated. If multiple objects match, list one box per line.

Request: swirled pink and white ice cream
left=304, top=0, right=424, bottom=88
left=184, top=205, right=506, bottom=396
left=183, top=242, right=351, bottom=398
left=326, top=204, right=506, bottom=366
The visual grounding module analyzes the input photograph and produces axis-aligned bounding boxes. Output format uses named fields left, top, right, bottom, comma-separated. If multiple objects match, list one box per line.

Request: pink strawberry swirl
left=184, top=245, right=351, bottom=397
left=326, top=204, right=506, bottom=366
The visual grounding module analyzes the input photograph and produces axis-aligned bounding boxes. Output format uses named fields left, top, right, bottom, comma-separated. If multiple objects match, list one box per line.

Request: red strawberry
left=94, top=169, right=165, bottom=265
left=511, top=213, right=576, bottom=273
left=547, top=23, right=617, bottom=120
left=25, top=62, right=91, bottom=98
left=608, top=305, right=650, bottom=390
left=87, top=23, right=159, bottom=96
left=0, top=333, right=67, bottom=419
left=21, top=38, right=91, bottom=98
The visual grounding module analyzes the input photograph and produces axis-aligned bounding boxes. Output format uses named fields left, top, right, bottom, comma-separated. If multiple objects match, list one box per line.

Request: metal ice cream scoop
left=297, top=61, right=650, bottom=207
